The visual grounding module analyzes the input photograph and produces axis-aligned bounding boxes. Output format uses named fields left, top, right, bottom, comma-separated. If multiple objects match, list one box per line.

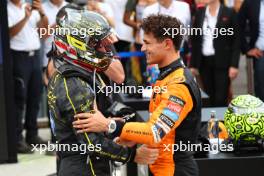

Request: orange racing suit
left=114, top=59, right=202, bottom=176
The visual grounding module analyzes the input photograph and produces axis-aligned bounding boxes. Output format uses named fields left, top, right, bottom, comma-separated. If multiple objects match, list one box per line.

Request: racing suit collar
left=158, top=58, right=185, bottom=80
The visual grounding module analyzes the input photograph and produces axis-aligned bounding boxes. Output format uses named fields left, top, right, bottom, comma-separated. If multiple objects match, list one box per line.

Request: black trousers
left=199, top=55, right=230, bottom=107
left=11, top=49, right=42, bottom=142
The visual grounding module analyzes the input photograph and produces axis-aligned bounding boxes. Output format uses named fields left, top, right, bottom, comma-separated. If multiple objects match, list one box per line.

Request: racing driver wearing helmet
left=47, top=4, right=158, bottom=176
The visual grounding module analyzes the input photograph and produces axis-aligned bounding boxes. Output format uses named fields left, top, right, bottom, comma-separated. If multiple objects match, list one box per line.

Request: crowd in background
left=7, top=0, right=264, bottom=153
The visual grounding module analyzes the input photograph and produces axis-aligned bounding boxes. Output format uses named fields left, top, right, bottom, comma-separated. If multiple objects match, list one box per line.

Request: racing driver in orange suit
left=73, top=14, right=202, bottom=176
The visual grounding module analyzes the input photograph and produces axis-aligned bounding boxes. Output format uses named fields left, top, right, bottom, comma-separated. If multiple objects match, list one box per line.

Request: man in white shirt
left=86, top=0, right=115, bottom=27
left=143, top=0, right=191, bottom=28
left=105, top=0, right=134, bottom=45
left=42, top=0, right=67, bottom=70
left=8, top=0, right=48, bottom=153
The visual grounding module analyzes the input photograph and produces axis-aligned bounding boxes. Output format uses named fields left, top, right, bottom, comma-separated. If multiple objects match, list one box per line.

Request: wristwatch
left=108, top=120, right=117, bottom=134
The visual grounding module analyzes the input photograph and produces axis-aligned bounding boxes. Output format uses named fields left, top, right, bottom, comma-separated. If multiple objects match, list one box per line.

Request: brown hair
left=141, top=14, right=183, bottom=51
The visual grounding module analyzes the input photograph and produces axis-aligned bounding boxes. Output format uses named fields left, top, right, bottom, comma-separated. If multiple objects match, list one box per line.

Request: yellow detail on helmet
left=66, top=35, right=86, bottom=51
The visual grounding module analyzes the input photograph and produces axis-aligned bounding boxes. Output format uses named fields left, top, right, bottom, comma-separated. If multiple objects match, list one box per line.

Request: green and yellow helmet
left=53, top=4, right=115, bottom=72
left=224, top=95, right=264, bottom=143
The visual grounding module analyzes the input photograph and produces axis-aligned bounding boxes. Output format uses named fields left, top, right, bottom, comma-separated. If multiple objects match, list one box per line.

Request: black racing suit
left=47, top=64, right=136, bottom=176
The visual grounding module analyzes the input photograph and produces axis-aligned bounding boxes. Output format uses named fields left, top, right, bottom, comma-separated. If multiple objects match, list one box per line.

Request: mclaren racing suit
left=114, top=58, right=202, bottom=176
left=47, top=64, right=136, bottom=176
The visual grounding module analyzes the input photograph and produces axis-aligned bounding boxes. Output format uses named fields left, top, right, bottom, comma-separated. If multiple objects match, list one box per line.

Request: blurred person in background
left=183, top=0, right=198, bottom=15
left=190, top=0, right=240, bottom=107
left=222, top=0, right=243, bottom=12
left=85, top=0, right=126, bottom=116
left=123, top=0, right=156, bottom=85
left=8, top=0, right=48, bottom=153
left=238, top=0, right=264, bottom=102
left=86, top=0, right=115, bottom=27
left=226, top=0, right=243, bottom=102
left=209, top=0, right=243, bottom=103
left=42, top=0, right=67, bottom=75
left=105, top=0, right=134, bottom=83
left=142, top=0, right=191, bottom=29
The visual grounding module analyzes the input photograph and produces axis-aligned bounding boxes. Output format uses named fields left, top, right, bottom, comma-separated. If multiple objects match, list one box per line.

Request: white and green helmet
left=224, top=95, right=264, bottom=143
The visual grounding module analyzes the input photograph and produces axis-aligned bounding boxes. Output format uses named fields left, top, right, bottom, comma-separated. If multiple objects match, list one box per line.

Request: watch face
left=110, top=123, right=115, bottom=129
left=108, top=120, right=116, bottom=133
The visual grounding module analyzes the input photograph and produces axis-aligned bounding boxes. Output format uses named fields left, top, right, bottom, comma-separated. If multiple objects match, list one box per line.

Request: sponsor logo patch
left=162, top=108, right=179, bottom=122
left=167, top=102, right=183, bottom=114
left=152, top=125, right=160, bottom=143
left=152, top=124, right=166, bottom=143
left=159, top=113, right=175, bottom=128
left=168, top=95, right=185, bottom=106
left=156, top=119, right=171, bottom=133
